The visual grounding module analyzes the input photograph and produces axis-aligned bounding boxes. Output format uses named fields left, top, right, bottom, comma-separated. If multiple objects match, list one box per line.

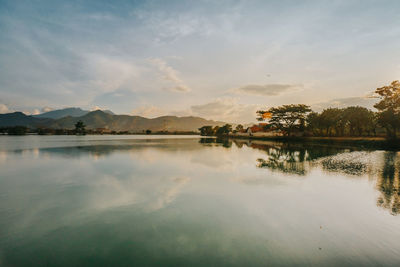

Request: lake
left=0, top=135, right=399, bottom=266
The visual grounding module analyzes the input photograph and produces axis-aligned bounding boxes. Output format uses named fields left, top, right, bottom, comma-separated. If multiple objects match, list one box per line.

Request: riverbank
left=225, top=135, right=400, bottom=150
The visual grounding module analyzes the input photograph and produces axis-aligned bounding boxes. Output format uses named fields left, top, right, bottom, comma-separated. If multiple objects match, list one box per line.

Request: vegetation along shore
left=199, top=81, right=400, bottom=149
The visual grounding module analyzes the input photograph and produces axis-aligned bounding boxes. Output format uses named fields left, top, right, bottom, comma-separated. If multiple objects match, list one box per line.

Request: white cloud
left=0, top=104, right=10, bottom=114
left=191, top=98, right=262, bottom=123
left=1, top=1, right=398, bottom=116
left=22, top=109, right=41, bottom=115
left=149, top=58, right=191, bottom=92
left=235, top=84, right=303, bottom=96
left=41, top=107, right=54, bottom=113
left=91, top=106, right=102, bottom=111
left=131, top=105, right=165, bottom=118
left=87, top=55, right=142, bottom=93
left=147, top=176, right=190, bottom=211
left=133, top=10, right=216, bottom=44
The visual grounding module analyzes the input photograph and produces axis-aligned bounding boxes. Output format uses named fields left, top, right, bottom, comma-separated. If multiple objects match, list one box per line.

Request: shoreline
left=223, top=135, right=400, bottom=150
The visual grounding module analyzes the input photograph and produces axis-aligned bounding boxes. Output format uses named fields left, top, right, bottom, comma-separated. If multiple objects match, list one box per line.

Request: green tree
left=374, top=80, right=400, bottom=138
left=235, top=124, right=244, bottom=132
left=74, top=120, right=86, bottom=135
left=7, top=126, right=28, bottom=135
left=368, top=112, right=379, bottom=136
left=213, top=126, right=220, bottom=135
left=145, top=129, right=152, bottom=134
left=306, top=112, right=322, bottom=136
left=319, top=108, right=344, bottom=136
left=260, top=104, right=311, bottom=136
left=216, top=124, right=232, bottom=135
left=199, top=126, right=214, bottom=136
left=343, top=106, right=374, bottom=136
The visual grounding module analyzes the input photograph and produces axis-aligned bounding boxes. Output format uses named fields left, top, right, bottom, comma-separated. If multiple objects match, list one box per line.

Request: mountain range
left=0, top=108, right=225, bottom=132
left=33, top=107, right=114, bottom=119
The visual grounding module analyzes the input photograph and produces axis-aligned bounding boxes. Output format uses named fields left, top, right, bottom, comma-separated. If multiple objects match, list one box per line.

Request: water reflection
left=232, top=139, right=351, bottom=176
left=376, top=152, right=400, bottom=215
left=1, top=138, right=206, bottom=159
left=1, top=136, right=400, bottom=266
left=257, top=149, right=308, bottom=175
left=199, top=137, right=233, bottom=148
left=208, top=138, right=400, bottom=215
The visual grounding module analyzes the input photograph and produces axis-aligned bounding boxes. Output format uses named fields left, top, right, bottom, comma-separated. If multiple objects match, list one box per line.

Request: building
left=237, top=123, right=283, bottom=137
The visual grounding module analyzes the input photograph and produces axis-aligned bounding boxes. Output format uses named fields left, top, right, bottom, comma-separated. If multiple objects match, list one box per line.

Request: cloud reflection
left=2, top=137, right=399, bottom=217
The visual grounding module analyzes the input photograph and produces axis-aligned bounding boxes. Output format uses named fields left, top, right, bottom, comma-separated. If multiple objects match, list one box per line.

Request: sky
left=0, top=0, right=399, bottom=123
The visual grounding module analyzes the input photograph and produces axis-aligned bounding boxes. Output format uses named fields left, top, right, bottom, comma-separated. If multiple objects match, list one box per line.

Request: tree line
left=199, top=81, right=400, bottom=139
left=199, top=124, right=233, bottom=136
left=255, top=81, right=400, bottom=139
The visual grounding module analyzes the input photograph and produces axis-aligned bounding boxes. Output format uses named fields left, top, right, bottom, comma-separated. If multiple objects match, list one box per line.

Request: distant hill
left=1, top=110, right=225, bottom=132
left=34, top=107, right=88, bottom=119
left=49, top=110, right=224, bottom=132
left=34, top=107, right=114, bottom=119
left=0, top=112, right=54, bottom=128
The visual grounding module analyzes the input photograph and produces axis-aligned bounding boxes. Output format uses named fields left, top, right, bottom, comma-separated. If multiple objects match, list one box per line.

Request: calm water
left=0, top=135, right=399, bottom=266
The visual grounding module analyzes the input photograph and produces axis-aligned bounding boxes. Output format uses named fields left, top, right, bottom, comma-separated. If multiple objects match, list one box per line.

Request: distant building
left=246, top=125, right=264, bottom=135
left=238, top=123, right=283, bottom=137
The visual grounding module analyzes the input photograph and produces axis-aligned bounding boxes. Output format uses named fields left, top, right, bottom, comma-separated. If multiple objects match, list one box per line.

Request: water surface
left=0, top=135, right=399, bottom=266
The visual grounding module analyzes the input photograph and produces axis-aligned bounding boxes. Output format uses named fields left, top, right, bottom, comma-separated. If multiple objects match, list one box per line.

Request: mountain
left=1, top=110, right=225, bottom=132
left=34, top=107, right=115, bottom=119
left=34, top=108, right=88, bottom=119
left=49, top=110, right=224, bottom=132
left=0, top=112, right=54, bottom=128
left=102, top=110, right=115, bottom=115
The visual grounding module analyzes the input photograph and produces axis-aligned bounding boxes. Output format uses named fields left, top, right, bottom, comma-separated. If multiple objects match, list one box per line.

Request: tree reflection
left=376, top=152, right=400, bottom=215
left=256, top=148, right=309, bottom=175
left=241, top=140, right=347, bottom=176
left=319, top=152, right=369, bottom=176
left=226, top=139, right=400, bottom=216
left=199, top=137, right=233, bottom=148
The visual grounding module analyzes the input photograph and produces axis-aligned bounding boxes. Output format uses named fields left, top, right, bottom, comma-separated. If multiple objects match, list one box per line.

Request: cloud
left=191, top=98, right=262, bottom=123
left=235, top=84, right=303, bottom=96
left=0, top=104, right=10, bottom=114
left=312, top=96, right=378, bottom=111
left=91, top=106, right=104, bottom=111
left=41, top=107, right=54, bottom=113
left=133, top=9, right=216, bottom=44
left=171, top=85, right=191, bottom=92
left=1, top=1, right=398, bottom=116
left=87, top=55, right=142, bottom=93
left=147, top=176, right=190, bottom=211
left=149, top=58, right=191, bottom=92
left=131, top=105, right=165, bottom=118
left=131, top=105, right=194, bottom=118
left=22, top=109, right=41, bottom=115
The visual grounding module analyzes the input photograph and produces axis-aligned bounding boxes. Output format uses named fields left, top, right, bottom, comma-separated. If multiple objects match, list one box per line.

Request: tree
left=235, top=124, right=244, bottom=132
left=374, top=80, right=400, bottom=138
left=259, top=104, right=311, bottom=136
left=306, top=107, right=376, bottom=137
left=367, top=112, right=379, bottom=136
left=74, top=120, right=86, bottom=135
left=199, top=126, right=214, bottom=136
left=343, top=106, right=374, bottom=136
left=7, top=126, right=28, bottom=135
left=319, top=108, right=344, bottom=136
left=306, top=112, right=322, bottom=136
left=145, top=129, right=152, bottom=134
left=216, top=124, right=232, bottom=135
